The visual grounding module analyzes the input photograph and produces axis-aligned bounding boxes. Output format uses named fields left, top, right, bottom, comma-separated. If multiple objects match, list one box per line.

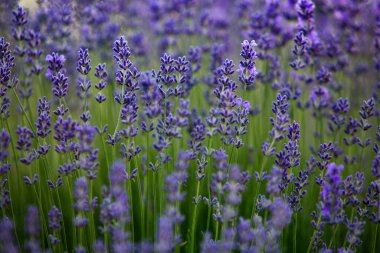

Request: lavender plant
left=0, top=0, right=379, bottom=252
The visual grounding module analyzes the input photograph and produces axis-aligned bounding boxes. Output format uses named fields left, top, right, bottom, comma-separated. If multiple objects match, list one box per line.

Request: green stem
left=373, top=223, right=378, bottom=253
left=293, top=213, right=297, bottom=253
left=113, top=85, right=125, bottom=137
left=190, top=180, right=201, bottom=253
left=12, top=88, right=36, bottom=135
left=307, top=215, right=321, bottom=253
left=56, top=188, right=68, bottom=252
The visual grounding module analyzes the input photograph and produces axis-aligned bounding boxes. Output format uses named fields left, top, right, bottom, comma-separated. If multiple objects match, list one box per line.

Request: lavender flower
left=344, top=216, right=365, bottom=249
left=11, top=5, right=28, bottom=57
left=15, top=125, right=34, bottom=151
left=297, top=0, right=315, bottom=34
left=76, top=48, right=92, bottom=121
left=155, top=216, right=175, bottom=253
left=24, top=206, right=41, bottom=252
left=0, top=129, right=10, bottom=163
left=269, top=198, right=293, bottom=230
left=0, top=218, right=19, bottom=253
left=358, top=97, right=375, bottom=131
left=76, top=48, right=91, bottom=75
left=320, top=163, right=344, bottom=222
left=73, top=177, right=96, bottom=227
left=0, top=38, right=15, bottom=97
left=290, top=31, right=309, bottom=70
left=35, top=96, right=51, bottom=138
left=329, top=97, right=350, bottom=133
left=94, top=63, right=108, bottom=103
left=0, top=179, right=10, bottom=208
left=268, top=93, right=290, bottom=143
left=48, top=205, right=62, bottom=230
left=113, top=36, right=132, bottom=71
left=25, top=30, right=44, bottom=76
left=310, top=85, right=330, bottom=109
left=45, top=52, right=66, bottom=80
left=238, top=40, right=258, bottom=88
left=52, top=70, right=69, bottom=99
left=54, top=116, right=78, bottom=153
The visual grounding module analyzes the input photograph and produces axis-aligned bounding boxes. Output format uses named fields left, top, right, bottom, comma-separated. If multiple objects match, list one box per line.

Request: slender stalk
left=190, top=180, right=201, bottom=253
left=251, top=138, right=275, bottom=219
left=4, top=119, right=22, bottom=251
left=373, top=223, right=378, bottom=253
left=293, top=213, right=298, bottom=253
left=113, top=85, right=125, bottom=137
left=307, top=215, right=321, bottom=253
left=55, top=188, right=68, bottom=252
left=12, top=88, right=36, bottom=135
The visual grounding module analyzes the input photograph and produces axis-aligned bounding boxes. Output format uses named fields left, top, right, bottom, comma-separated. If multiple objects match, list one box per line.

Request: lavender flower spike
left=238, top=40, right=258, bottom=88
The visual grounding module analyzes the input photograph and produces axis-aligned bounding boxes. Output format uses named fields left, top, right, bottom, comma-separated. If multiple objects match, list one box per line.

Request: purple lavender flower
left=54, top=116, right=78, bottom=153
left=310, top=86, right=331, bottom=109
left=113, top=36, right=132, bottom=71
left=41, top=0, right=73, bottom=53
left=45, top=52, right=66, bottom=80
left=15, top=125, right=34, bottom=151
left=238, top=40, right=258, bottom=88
left=76, top=48, right=92, bottom=120
left=25, top=206, right=41, bottom=252
left=75, top=149, right=100, bottom=180
left=320, top=163, right=344, bottom=222
left=0, top=129, right=10, bottom=162
left=0, top=218, right=19, bottom=253
left=11, top=5, right=28, bottom=57
left=25, top=30, right=44, bottom=76
left=73, top=177, right=97, bottom=227
left=108, top=160, right=129, bottom=222
left=200, top=232, right=218, bottom=252
left=52, top=71, right=69, bottom=99
left=47, top=176, right=62, bottom=189
left=75, top=122, right=97, bottom=153
left=344, top=217, right=365, bottom=249
left=237, top=217, right=255, bottom=252
left=23, top=174, right=38, bottom=185
left=297, top=0, right=315, bottom=34
left=74, top=177, right=90, bottom=212
left=51, top=104, right=66, bottom=117
left=58, top=163, right=76, bottom=176
left=35, top=96, right=51, bottom=138
left=94, top=63, right=108, bottom=103
left=0, top=179, right=10, bottom=208
left=93, top=240, right=106, bottom=253
left=211, top=148, right=229, bottom=195
left=316, top=66, right=331, bottom=84
left=155, top=216, right=174, bottom=253
left=358, top=97, right=375, bottom=131
left=268, top=93, right=290, bottom=143
left=329, top=97, right=350, bottom=133
left=94, top=64, right=108, bottom=87
left=266, top=165, right=283, bottom=196
left=283, top=121, right=301, bottom=168
left=222, top=165, right=249, bottom=220
left=188, top=46, right=202, bottom=73
left=99, top=160, right=132, bottom=252
left=290, top=31, right=309, bottom=70
left=268, top=198, right=293, bottom=230
left=317, top=142, right=335, bottom=170
left=120, top=142, right=142, bottom=161
left=25, top=206, right=39, bottom=236
left=48, top=205, right=62, bottom=230
left=76, top=48, right=91, bottom=75
left=0, top=38, right=15, bottom=97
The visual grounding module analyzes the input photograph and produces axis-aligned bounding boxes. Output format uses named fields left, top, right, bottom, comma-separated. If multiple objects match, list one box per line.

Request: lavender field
left=0, top=0, right=379, bottom=252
